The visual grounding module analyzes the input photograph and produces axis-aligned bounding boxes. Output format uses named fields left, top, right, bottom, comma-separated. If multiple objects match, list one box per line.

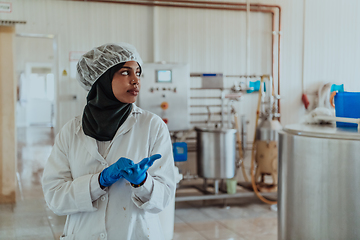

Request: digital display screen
left=156, top=70, right=172, bottom=83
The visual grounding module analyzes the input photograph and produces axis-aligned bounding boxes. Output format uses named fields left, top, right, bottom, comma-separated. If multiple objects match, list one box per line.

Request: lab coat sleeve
left=131, top=120, right=176, bottom=214
left=90, top=173, right=107, bottom=201
left=42, top=124, right=105, bottom=216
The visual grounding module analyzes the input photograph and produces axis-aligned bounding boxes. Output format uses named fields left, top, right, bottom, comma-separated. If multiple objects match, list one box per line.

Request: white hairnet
left=76, top=43, right=143, bottom=91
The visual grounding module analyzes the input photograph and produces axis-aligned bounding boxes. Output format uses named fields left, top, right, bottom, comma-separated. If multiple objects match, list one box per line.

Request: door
left=15, top=36, right=57, bottom=129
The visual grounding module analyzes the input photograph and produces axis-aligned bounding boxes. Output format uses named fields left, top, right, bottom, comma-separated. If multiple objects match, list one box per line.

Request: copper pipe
left=239, top=3, right=281, bottom=117
left=251, top=3, right=282, bottom=117
left=278, top=7, right=281, bottom=119
left=271, top=11, right=275, bottom=85
left=145, top=0, right=251, bottom=6
left=70, top=0, right=281, bottom=115
left=74, top=0, right=272, bottom=12
left=148, top=0, right=278, bottom=10
left=242, top=3, right=282, bottom=117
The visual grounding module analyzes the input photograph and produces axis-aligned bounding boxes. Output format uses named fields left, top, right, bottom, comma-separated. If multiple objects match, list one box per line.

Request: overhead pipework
left=68, top=0, right=282, bottom=114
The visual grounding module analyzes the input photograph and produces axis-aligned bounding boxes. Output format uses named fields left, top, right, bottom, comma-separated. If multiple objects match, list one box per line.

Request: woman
left=42, top=43, right=176, bottom=240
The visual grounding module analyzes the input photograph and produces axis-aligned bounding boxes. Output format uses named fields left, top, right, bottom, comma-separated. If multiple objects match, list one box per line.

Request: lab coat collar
left=74, top=103, right=142, bottom=163
left=131, top=103, right=143, bottom=114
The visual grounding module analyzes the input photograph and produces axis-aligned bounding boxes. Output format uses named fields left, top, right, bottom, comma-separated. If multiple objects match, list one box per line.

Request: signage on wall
left=0, top=2, right=12, bottom=13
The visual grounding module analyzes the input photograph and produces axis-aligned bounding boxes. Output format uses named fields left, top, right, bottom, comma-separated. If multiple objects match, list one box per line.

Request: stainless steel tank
left=278, top=124, right=360, bottom=240
left=195, top=127, right=237, bottom=179
left=256, top=119, right=282, bottom=141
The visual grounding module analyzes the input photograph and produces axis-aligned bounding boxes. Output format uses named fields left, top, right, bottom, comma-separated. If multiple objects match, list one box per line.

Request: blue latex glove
left=99, top=157, right=135, bottom=187
left=121, top=154, right=161, bottom=185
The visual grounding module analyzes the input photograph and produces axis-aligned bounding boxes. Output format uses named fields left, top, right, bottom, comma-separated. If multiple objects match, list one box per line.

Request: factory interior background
left=0, top=0, right=360, bottom=239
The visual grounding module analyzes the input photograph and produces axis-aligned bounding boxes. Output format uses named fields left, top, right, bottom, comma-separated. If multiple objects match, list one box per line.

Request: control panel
left=137, top=63, right=190, bottom=131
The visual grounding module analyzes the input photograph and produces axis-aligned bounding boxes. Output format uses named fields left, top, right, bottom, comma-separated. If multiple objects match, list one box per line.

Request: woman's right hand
left=99, top=157, right=135, bottom=188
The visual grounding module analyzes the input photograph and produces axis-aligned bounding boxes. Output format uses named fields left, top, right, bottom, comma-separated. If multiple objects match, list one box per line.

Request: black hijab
left=82, top=63, right=133, bottom=141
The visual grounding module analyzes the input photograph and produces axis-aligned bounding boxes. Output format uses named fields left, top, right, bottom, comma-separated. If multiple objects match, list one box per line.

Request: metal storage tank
left=278, top=124, right=360, bottom=240
left=195, top=127, right=237, bottom=179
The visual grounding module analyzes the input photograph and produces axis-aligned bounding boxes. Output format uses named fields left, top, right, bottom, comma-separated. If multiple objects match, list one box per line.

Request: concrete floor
left=0, top=126, right=277, bottom=240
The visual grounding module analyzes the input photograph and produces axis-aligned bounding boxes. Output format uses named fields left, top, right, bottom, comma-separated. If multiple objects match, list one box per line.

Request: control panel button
left=160, top=102, right=169, bottom=110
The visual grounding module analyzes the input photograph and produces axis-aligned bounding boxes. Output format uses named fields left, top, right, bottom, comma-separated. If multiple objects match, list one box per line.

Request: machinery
left=173, top=74, right=279, bottom=202
left=137, top=63, right=190, bottom=131
left=250, top=75, right=281, bottom=204
left=278, top=89, right=360, bottom=239
left=278, top=124, right=360, bottom=239
left=195, top=127, right=237, bottom=180
left=253, top=76, right=281, bottom=184
left=139, top=68, right=280, bottom=203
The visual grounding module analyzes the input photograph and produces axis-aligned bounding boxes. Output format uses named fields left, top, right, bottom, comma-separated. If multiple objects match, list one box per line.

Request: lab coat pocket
left=141, top=214, right=165, bottom=240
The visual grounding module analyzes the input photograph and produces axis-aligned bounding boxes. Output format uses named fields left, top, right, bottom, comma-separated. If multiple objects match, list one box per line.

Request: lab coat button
left=101, top=196, right=106, bottom=201
left=100, top=233, right=106, bottom=239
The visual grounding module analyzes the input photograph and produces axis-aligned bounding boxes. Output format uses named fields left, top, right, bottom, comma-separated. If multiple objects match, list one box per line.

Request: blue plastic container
left=330, top=84, right=344, bottom=93
left=334, top=92, right=360, bottom=127
left=173, top=142, right=187, bottom=162
left=246, top=81, right=266, bottom=93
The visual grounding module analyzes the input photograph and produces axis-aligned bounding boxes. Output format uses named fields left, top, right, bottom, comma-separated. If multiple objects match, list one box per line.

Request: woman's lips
left=127, top=89, right=139, bottom=96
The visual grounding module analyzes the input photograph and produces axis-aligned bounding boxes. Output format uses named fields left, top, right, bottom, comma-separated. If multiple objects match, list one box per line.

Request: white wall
left=2, top=0, right=156, bottom=132
left=303, top=0, right=360, bottom=93
left=2, top=0, right=360, bottom=136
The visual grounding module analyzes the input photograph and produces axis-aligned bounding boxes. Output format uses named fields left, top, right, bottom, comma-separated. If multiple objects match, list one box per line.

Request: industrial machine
left=278, top=124, right=360, bottom=240
left=137, top=63, right=190, bottom=131
left=195, top=127, right=237, bottom=180
left=173, top=74, right=279, bottom=202
left=139, top=69, right=279, bottom=203
left=251, top=75, right=282, bottom=196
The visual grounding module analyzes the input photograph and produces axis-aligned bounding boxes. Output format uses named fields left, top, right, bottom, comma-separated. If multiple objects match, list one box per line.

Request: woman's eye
left=136, top=72, right=141, bottom=77
left=121, top=71, right=129, bottom=76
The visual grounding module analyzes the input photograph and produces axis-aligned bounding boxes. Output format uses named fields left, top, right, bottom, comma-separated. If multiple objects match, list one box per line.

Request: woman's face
left=112, top=61, right=141, bottom=103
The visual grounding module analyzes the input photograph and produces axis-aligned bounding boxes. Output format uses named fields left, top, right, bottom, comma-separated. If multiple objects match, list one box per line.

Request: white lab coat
left=42, top=104, right=176, bottom=240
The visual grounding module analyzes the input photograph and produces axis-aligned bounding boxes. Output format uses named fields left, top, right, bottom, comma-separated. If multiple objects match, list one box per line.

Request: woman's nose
left=131, top=78, right=139, bottom=85
left=130, top=71, right=140, bottom=85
